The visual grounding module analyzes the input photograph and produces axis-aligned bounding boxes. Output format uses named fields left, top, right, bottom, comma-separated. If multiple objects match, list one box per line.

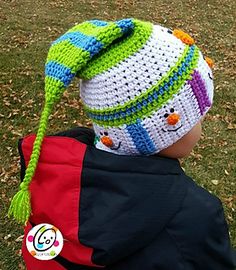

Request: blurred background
left=0, top=0, right=235, bottom=269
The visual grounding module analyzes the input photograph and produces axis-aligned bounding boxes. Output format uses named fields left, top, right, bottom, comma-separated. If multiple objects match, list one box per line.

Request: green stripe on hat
left=79, top=20, right=153, bottom=79
left=44, top=76, right=65, bottom=103
left=69, top=21, right=122, bottom=44
left=46, top=41, right=90, bottom=73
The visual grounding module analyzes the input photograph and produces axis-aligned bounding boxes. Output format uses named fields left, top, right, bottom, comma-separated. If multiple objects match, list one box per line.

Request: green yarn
left=46, top=41, right=90, bottom=73
left=8, top=187, right=31, bottom=224
left=80, top=20, right=152, bottom=79
left=70, top=22, right=122, bottom=45
left=8, top=103, right=53, bottom=223
left=45, top=76, right=67, bottom=103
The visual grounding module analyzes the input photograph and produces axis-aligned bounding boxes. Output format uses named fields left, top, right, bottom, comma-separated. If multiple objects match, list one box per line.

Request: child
left=9, top=19, right=236, bottom=269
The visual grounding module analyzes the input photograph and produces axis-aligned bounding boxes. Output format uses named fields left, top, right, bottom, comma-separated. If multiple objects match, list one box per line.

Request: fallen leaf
left=15, top=235, right=24, bottom=242
left=211, top=180, right=219, bottom=185
left=227, top=123, right=236, bottom=130
left=225, top=169, right=229, bottom=176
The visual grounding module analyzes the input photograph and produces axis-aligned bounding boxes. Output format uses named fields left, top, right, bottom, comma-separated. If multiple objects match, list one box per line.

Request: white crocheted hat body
left=80, top=21, right=214, bottom=155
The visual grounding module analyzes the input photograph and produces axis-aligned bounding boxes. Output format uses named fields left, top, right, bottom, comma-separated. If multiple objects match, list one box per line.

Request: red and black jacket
left=20, top=127, right=236, bottom=270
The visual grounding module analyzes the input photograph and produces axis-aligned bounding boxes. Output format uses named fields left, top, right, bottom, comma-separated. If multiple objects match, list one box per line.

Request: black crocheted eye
left=100, top=131, right=103, bottom=136
left=170, top=108, right=175, bottom=113
left=164, top=113, right=169, bottom=118
left=167, top=29, right=173, bottom=34
left=104, top=131, right=108, bottom=136
left=208, top=73, right=213, bottom=80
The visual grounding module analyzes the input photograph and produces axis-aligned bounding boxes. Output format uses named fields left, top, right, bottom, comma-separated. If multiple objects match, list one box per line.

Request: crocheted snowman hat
left=79, top=20, right=214, bottom=155
left=9, top=18, right=214, bottom=223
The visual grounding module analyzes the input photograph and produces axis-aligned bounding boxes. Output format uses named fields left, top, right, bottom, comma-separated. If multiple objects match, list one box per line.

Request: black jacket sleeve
left=205, top=201, right=236, bottom=269
left=166, top=178, right=236, bottom=270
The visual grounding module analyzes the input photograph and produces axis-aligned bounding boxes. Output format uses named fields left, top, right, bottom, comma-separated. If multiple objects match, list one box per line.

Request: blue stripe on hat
left=52, top=32, right=103, bottom=57
left=45, top=61, right=74, bottom=87
left=89, top=20, right=108, bottom=26
left=126, top=120, right=156, bottom=155
left=116, top=18, right=134, bottom=33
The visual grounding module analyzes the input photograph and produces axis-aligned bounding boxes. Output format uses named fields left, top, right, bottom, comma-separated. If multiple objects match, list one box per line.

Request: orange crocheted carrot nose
left=205, top=57, right=214, bottom=68
left=173, top=29, right=195, bottom=45
left=101, top=136, right=114, bottom=147
left=167, top=113, right=180, bottom=125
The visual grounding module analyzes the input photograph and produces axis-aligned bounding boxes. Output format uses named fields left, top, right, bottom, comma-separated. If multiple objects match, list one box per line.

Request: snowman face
left=34, top=226, right=57, bottom=252
left=139, top=83, right=203, bottom=153
left=93, top=86, right=200, bottom=155
left=94, top=130, right=122, bottom=153
left=161, top=107, right=182, bottom=133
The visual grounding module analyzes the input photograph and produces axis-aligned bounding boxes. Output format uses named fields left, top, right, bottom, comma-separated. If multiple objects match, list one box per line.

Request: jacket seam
left=165, top=228, right=186, bottom=270
left=84, top=166, right=182, bottom=176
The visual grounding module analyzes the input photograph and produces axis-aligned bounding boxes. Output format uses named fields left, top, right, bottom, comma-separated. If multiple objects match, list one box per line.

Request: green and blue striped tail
left=45, top=18, right=134, bottom=104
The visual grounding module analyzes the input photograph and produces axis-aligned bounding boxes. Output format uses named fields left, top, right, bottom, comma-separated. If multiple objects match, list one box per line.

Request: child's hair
left=8, top=18, right=214, bottom=224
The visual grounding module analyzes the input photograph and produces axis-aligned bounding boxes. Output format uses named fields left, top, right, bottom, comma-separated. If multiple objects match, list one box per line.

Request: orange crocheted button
left=167, top=113, right=180, bottom=125
left=173, top=29, right=195, bottom=45
left=205, top=57, right=214, bottom=68
left=101, top=136, right=114, bottom=147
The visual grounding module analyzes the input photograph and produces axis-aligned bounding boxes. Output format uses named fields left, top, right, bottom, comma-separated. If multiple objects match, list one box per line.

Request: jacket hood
left=19, top=127, right=188, bottom=267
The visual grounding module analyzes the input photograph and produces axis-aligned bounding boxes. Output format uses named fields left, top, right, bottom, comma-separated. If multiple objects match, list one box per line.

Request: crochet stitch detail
left=80, top=20, right=152, bottom=79
left=85, top=46, right=199, bottom=127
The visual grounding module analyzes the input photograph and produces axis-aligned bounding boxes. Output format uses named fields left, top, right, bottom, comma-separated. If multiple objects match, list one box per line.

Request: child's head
left=78, top=20, right=214, bottom=157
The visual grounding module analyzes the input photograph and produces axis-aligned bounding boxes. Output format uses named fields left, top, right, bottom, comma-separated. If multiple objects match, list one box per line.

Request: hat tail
left=8, top=102, right=53, bottom=223
left=8, top=18, right=136, bottom=224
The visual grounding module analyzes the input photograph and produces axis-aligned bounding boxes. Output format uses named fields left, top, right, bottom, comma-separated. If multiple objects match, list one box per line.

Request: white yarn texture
left=80, top=24, right=214, bottom=156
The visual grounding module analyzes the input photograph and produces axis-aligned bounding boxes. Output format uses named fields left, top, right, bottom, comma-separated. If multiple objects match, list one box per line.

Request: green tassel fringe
left=8, top=189, right=31, bottom=224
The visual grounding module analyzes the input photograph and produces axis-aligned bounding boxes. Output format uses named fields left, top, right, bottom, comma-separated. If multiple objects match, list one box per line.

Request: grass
left=0, top=0, right=235, bottom=269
